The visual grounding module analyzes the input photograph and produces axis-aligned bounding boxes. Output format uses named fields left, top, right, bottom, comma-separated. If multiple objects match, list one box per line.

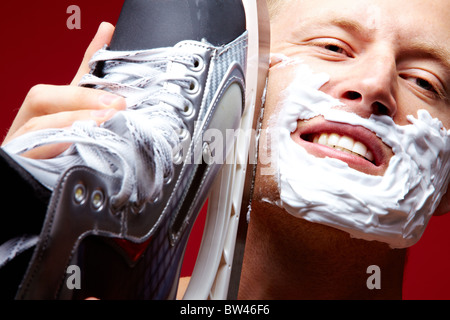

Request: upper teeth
left=312, top=133, right=374, bottom=162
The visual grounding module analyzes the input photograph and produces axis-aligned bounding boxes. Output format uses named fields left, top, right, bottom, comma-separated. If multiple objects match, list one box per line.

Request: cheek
left=436, top=109, right=450, bottom=130
left=417, top=100, right=450, bottom=129
left=262, top=67, right=297, bottom=127
left=394, top=91, right=450, bottom=127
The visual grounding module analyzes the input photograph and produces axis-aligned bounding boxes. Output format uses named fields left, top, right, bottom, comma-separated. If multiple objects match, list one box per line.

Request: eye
left=415, top=78, right=434, bottom=92
left=400, top=73, right=446, bottom=100
left=308, top=38, right=354, bottom=58
left=401, top=74, right=438, bottom=93
left=324, top=44, right=346, bottom=55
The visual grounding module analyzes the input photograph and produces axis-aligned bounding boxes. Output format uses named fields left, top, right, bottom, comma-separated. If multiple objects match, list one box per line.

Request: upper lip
left=292, top=118, right=392, bottom=173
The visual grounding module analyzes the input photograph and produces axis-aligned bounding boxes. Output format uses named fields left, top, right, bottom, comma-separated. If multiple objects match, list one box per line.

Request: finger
left=6, top=107, right=119, bottom=144
left=71, top=22, right=115, bottom=85
left=25, top=85, right=125, bottom=115
left=4, top=108, right=119, bottom=159
left=5, top=84, right=126, bottom=143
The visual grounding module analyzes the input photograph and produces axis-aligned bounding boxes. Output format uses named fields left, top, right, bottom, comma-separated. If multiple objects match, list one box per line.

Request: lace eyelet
left=91, top=189, right=105, bottom=211
left=187, top=77, right=200, bottom=95
left=73, top=183, right=87, bottom=205
left=190, top=55, right=204, bottom=72
left=181, top=101, right=194, bottom=118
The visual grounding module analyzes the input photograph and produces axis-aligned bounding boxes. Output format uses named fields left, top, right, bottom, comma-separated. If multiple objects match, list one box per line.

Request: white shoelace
left=4, top=46, right=200, bottom=212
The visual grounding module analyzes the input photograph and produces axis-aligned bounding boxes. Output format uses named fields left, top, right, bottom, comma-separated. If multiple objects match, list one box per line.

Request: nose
left=333, top=54, right=398, bottom=118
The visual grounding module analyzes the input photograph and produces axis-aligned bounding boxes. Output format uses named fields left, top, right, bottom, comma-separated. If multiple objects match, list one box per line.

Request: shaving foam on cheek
left=272, top=57, right=450, bottom=248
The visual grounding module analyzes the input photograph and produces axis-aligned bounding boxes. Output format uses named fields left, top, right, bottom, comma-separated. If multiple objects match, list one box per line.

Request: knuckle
left=25, top=84, right=50, bottom=112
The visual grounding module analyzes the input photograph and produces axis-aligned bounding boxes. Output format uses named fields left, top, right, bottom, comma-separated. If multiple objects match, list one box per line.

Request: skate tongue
left=109, top=0, right=246, bottom=51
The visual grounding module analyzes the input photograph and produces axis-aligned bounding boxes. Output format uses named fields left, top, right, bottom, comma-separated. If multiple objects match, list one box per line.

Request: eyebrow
left=326, top=17, right=375, bottom=42
left=402, top=41, right=450, bottom=77
left=293, top=16, right=375, bottom=42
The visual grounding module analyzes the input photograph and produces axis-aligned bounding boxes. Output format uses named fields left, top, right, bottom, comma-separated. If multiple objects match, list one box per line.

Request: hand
left=2, top=22, right=126, bottom=159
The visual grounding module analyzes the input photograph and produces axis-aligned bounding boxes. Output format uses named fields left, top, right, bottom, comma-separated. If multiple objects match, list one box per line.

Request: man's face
left=258, top=0, right=450, bottom=189
left=252, top=0, right=450, bottom=244
left=266, top=0, right=450, bottom=175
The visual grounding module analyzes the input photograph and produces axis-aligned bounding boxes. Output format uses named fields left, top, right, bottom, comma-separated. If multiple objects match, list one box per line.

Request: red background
left=1, top=0, right=449, bottom=299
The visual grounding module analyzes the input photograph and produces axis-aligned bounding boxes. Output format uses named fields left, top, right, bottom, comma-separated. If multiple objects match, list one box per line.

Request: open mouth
left=301, top=132, right=375, bottom=164
left=290, top=118, right=393, bottom=175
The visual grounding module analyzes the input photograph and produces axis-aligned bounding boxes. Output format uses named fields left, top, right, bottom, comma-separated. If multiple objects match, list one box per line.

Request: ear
left=434, top=187, right=450, bottom=216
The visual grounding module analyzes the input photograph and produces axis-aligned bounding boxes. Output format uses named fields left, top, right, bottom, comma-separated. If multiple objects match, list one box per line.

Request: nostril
left=372, top=102, right=390, bottom=116
left=343, top=91, right=362, bottom=100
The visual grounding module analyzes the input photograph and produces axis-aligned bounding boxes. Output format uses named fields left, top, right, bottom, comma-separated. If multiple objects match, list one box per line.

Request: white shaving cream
left=270, top=57, right=450, bottom=248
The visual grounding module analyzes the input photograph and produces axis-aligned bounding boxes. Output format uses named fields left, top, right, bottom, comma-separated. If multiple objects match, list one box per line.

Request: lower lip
left=296, top=137, right=382, bottom=175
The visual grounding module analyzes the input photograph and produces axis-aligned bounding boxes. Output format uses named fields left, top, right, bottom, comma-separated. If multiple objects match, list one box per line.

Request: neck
left=238, top=201, right=406, bottom=300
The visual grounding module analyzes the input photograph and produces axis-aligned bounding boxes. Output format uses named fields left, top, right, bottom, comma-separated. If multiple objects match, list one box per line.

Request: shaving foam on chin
left=272, top=58, right=450, bottom=248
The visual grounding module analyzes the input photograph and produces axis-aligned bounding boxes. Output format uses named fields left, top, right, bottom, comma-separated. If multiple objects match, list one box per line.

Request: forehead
left=274, top=0, right=450, bottom=41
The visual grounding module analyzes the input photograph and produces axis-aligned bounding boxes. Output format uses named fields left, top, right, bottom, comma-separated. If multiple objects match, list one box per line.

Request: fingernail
left=99, top=94, right=123, bottom=107
left=91, top=108, right=117, bottom=119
